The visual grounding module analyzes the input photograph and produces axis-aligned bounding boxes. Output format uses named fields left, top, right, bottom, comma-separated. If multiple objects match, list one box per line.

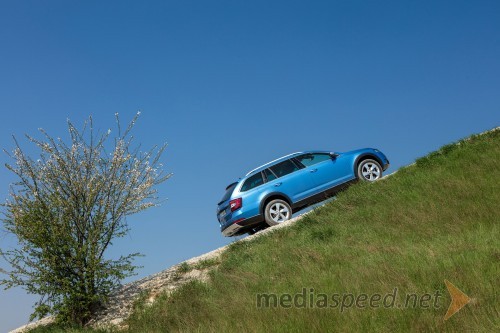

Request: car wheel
left=357, top=159, right=382, bottom=182
left=264, top=199, right=292, bottom=226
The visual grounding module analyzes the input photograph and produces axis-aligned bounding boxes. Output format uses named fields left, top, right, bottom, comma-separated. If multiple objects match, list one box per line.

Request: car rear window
left=220, top=182, right=237, bottom=203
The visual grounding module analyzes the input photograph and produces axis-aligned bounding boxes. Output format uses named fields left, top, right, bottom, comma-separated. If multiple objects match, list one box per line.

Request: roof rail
left=245, top=152, right=301, bottom=176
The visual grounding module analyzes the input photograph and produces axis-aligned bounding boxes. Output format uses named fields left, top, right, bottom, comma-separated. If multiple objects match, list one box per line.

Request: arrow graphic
left=444, top=280, right=471, bottom=320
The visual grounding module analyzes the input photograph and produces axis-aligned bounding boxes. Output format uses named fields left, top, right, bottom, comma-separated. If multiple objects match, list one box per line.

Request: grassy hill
left=34, top=128, right=499, bottom=332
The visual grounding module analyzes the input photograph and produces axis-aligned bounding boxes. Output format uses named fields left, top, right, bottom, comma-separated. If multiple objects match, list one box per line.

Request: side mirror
left=330, top=152, right=339, bottom=159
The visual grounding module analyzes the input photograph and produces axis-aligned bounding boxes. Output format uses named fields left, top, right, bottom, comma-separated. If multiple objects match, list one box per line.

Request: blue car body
left=217, top=148, right=389, bottom=236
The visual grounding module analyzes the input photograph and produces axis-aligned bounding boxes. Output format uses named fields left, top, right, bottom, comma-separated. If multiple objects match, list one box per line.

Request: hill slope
left=33, top=128, right=500, bottom=332
left=125, top=128, right=499, bottom=333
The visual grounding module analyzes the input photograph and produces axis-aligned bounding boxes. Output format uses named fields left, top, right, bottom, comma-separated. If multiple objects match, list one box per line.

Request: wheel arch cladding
left=260, top=193, right=293, bottom=215
left=354, top=154, right=383, bottom=174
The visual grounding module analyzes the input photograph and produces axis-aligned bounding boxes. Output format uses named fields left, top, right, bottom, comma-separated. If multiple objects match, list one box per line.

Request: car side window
left=296, top=153, right=332, bottom=167
left=240, top=172, right=264, bottom=192
left=264, top=168, right=277, bottom=182
left=269, top=159, right=300, bottom=178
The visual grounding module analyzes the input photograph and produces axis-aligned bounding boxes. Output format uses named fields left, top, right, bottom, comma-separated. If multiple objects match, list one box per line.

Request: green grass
left=177, top=262, right=192, bottom=273
left=32, top=128, right=500, bottom=332
left=175, top=258, right=220, bottom=275
left=28, top=323, right=110, bottom=333
left=193, top=258, right=220, bottom=270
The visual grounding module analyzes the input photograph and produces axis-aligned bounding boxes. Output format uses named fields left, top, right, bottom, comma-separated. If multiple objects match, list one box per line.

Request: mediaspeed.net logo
left=256, top=280, right=471, bottom=320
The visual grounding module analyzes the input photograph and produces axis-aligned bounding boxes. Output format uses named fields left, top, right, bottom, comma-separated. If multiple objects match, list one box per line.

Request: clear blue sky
left=0, top=0, right=498, bottom=331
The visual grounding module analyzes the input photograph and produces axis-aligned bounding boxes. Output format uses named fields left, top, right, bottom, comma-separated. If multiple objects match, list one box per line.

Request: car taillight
left=230, top=198, right=242, bottom=211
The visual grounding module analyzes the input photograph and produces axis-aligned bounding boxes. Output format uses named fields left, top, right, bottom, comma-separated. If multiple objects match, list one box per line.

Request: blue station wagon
left=217, top=149, right=389, bottom=236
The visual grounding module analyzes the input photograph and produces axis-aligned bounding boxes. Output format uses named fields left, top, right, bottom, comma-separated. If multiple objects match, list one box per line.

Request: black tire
left=357, top=159, right=383, bottom=182
left=264, top=199, right=292, bottom=226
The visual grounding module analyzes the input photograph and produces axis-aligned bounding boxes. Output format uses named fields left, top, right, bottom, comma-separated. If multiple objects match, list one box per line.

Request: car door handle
left=274, top=182, right=282, bottom=187
left=310, top=168, right=318, bottom=173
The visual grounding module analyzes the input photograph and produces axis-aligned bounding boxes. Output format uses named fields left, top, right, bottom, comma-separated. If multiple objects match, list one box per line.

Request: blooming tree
left=0, top=113, right=170, bottom=325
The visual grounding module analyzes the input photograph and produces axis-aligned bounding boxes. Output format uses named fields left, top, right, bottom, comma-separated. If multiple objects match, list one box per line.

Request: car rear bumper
left=221, top=215, right=263, bottom=237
